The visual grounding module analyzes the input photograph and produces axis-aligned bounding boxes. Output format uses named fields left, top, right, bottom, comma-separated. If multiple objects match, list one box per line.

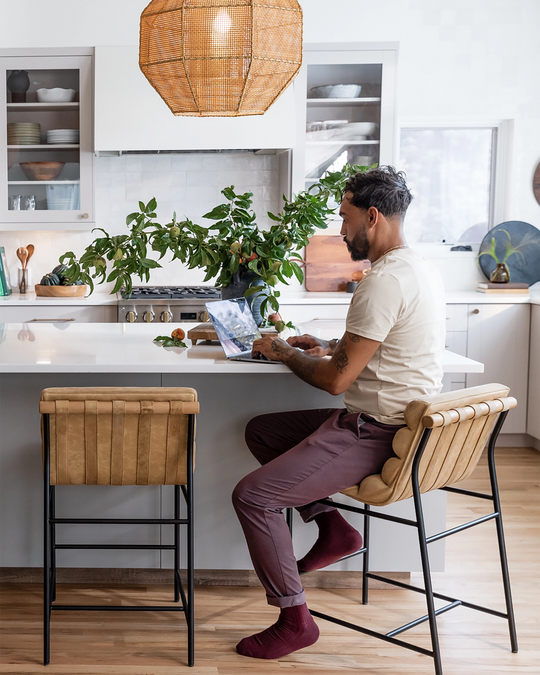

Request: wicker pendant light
left=139, top=0, right=303, bottom=117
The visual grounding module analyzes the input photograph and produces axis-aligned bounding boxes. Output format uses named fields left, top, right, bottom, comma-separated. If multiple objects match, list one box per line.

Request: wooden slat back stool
left=307, top=383, right=518, bottom=675
left=40, top=386, right=199, bottom=667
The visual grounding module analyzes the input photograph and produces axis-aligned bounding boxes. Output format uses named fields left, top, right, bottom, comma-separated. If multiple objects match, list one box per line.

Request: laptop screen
left=205, top=298, right=261, bottom=359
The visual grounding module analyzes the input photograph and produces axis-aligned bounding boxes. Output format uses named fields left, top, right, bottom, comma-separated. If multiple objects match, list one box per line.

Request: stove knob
left=160, top=310, right=173, bottom=323
left=197, top=310, right=210, bottom=322
left=142, top=310, right=155, bottom=323
left=125, top=310, right=137, bottom=323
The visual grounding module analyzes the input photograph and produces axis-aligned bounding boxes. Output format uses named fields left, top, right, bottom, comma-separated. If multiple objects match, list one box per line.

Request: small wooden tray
left=35, top=284, right=88, bottom=297
left=187, top=323, right=218, bottom=344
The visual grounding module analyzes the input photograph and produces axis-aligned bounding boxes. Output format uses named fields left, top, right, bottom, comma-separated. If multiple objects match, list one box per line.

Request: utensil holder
left=18, top=268, right=30, bottom=294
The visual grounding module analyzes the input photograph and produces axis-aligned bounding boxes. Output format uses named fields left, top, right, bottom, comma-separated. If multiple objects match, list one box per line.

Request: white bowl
left=331, top=122, right=377, bottom=140
left=37, top=88, right=76, bottom=103
left=310, top=84, right=362, bottom=99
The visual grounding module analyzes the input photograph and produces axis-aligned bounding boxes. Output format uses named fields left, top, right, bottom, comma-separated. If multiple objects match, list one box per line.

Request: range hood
left=94, top=47, right=297, bottom=154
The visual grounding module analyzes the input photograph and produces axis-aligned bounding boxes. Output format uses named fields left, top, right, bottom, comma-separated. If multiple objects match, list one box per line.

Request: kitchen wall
left=2, top=152, right=281, bottom=289
left=1, top=0, right=539, bottom=292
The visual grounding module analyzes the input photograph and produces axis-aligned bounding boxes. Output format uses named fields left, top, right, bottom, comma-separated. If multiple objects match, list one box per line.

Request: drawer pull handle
left=472, top=309, right=480, bottom=315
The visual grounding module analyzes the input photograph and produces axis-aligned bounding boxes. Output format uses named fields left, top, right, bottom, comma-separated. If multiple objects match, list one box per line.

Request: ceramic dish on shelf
left=36, top=88, right=76, bottom=103
left=310, top=84, right=362, bottom=98
left=20, top=161, right=65, bottom=181
left=331, top=122, right=377, bottom=140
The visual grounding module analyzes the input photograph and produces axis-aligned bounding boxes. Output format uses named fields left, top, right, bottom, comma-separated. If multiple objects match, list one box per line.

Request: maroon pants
left=232, top=408, right=401, bottom=608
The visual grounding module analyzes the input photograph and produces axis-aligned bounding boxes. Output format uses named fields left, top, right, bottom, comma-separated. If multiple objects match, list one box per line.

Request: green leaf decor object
left=58, top=163, right=372, bottom=318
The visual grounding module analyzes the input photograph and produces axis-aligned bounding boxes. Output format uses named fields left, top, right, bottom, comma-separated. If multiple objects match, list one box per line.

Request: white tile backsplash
left=0, top=152, right=281, bottom=292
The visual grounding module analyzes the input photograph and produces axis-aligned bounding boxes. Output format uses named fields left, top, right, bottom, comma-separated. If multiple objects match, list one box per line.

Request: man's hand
left=252, top=334, right=293, bottom=361
left=287, top=333, right=336, bottom=357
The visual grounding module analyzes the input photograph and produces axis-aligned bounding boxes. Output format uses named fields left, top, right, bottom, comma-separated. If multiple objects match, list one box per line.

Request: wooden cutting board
left=305, top=236, right=370, bottom=292
left=187, top=323, right=218, bottom=344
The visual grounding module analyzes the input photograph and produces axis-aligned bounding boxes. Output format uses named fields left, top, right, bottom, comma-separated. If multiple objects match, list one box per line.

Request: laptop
left=205, top=298, right=280, bottom=362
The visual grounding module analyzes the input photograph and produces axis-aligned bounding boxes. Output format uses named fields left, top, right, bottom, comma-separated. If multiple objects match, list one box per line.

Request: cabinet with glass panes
left=292, top=44, right=398, bottom=221
left=0, top=49, right=94, bottom=229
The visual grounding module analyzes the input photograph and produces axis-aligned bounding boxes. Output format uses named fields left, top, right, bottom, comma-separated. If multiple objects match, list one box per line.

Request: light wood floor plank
left=1, top=447, right=538, bottom=674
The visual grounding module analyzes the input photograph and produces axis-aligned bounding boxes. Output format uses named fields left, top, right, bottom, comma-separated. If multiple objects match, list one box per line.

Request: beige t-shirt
left=344, top=248, right=446, bottom=424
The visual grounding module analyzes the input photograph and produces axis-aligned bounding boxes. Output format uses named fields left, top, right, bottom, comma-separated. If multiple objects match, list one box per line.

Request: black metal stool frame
left=290, top=410, right=518, bottom=675
left=42, top=413, right=196, bottom=667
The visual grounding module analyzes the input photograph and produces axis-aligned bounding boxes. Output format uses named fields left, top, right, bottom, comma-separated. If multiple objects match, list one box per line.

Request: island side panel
left=0, top=372, right=162, bottom=569
left=161, top=372, right=445, bottom=574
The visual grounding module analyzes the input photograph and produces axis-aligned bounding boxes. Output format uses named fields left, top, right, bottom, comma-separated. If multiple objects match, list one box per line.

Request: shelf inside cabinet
left=8, top=144, right=80, bottom=150
left=306, top=140, right=379, bottom=146
left=7, top=102, right=79, bottom=112
left=307, top=97, right=381, bottom=105
left=8, top=180, right=80, bottom=185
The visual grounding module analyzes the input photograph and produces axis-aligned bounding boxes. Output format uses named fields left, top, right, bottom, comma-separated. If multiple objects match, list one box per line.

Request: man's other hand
left=252, top=334, right=291, bottom=361
left=287, top=334, right=334, bottom=357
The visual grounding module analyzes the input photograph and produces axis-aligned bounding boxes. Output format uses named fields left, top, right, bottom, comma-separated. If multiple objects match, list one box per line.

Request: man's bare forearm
left=267, top=340, right=331, bottom=390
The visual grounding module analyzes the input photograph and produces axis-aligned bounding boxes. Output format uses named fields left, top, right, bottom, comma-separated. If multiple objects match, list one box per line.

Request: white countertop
left=0, top=322, right=483, bottom=374
left=0, top=290, right=117, bottom=306
left=2, top=289, right=539, bottom=306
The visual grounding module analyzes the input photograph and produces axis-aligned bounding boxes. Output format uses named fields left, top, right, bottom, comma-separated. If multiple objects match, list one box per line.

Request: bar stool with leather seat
left=302, top=383, right=518, bottom=675
left=40, top=386, right=199, bottom=667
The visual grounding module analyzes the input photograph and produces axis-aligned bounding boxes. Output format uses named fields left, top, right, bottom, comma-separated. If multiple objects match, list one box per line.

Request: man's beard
left=345, top=228, right=370, bottom=261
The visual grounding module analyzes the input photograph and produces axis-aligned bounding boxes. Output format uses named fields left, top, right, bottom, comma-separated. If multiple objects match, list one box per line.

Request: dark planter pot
left=221, top=268, right=265, bottom=326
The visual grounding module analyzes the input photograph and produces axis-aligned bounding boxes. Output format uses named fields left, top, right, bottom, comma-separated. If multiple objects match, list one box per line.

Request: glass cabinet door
left=0, top=54, right=93, bottom=228
left=292, top=46, right=397, bottom=216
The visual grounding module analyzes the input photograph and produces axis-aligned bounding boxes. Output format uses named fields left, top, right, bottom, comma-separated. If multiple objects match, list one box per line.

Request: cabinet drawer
left=0, top=305, right=116, bottom=323
left=445, top=304, right=468, bottom=332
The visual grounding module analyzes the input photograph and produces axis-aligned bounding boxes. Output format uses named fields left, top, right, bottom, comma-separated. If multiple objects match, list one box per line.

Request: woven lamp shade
left=139, top=0, right=303, bottom=117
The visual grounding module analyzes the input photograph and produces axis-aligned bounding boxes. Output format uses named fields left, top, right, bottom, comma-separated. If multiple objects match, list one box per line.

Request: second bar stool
left=40, top=386, right=199, bottom=666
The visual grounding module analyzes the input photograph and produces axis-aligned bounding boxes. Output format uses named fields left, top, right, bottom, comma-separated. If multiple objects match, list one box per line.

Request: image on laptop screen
left=205, top=298, right=261, bottom=359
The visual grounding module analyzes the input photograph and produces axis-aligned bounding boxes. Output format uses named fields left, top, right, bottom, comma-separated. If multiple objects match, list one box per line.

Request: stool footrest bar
left=51, top=518, right=188, bottom=525
left=309, top=609, right=434, bottom=657
left=386, top=601, right=461, bottom=637
left=426, top=513, right=498, bottom=544
left=54, top=544, right=175, bottom=550
left=51, top=605, right=185, bottom=612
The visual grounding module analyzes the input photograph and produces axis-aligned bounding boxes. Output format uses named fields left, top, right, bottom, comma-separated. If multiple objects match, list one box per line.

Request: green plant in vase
left=59, top=163, right=372, bottom=328
left=478, top=228, right=538, bottom=283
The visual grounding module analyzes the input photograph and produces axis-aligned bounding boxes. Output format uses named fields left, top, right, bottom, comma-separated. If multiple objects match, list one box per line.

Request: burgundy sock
left=297, top=510, right=363, bottom=573
left=236, top=603, right=319, bottom=659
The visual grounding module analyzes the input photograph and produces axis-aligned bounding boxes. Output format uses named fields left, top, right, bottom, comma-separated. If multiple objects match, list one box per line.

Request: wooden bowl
left=35, top=284, right=87, bottom=297
left=20, top=161, right=65, bottom=181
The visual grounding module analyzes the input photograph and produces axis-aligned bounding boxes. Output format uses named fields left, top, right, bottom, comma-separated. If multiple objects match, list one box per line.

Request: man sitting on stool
left=232, top=165, right=446, bottom=660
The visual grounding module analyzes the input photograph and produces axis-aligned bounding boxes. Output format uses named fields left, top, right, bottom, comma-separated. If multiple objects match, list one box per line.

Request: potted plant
left=60, top=163, right=371, bottom=328
left=478, top=228, right=539, bottom=283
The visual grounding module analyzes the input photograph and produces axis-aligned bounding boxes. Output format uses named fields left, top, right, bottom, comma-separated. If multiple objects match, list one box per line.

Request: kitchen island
left=0, top=322, right=483, bottom=580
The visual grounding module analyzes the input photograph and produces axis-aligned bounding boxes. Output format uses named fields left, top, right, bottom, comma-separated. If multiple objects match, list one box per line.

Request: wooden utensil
left=25, top=244, right=34, bottom=268
left=16, top=247, right=28, bottom=294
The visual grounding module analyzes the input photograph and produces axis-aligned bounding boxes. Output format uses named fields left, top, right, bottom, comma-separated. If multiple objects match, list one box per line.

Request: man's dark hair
left=344, top=165, right=413, bottom=220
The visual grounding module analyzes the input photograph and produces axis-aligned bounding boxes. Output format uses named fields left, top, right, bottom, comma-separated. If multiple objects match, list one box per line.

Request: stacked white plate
left=7, top=122, right=41, bottom=145
left=47, top=128, right=79, bottom=144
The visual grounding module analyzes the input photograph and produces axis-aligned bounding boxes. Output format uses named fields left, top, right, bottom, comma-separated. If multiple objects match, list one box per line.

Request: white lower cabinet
left=465, top=304, right=529, bottom=434
left=0, top=304, right=116, bottom=323
left=527, top=305, right=540, bottom=440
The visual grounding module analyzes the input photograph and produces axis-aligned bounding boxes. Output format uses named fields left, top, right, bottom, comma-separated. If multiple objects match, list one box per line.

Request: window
left=399, top=126, right=502, bottom=244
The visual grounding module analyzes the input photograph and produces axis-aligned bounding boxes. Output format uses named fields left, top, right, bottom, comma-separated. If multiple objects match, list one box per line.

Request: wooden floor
left=1, top=447, right=538, bottom=675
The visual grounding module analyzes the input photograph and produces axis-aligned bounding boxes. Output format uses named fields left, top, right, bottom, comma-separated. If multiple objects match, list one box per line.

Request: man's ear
left=367, top=206, right=379, bottom=226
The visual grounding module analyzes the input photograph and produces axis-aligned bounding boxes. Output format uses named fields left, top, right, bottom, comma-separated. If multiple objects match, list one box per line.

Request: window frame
left=397, top=118, right=513, bottom=242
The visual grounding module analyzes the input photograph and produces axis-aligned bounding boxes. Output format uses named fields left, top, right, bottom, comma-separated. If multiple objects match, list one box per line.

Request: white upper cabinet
left=94, top=46, right=297, bottom=153
left=292, top=42, right=398, bottom=199
left=0, top=48, right=94, bottom=229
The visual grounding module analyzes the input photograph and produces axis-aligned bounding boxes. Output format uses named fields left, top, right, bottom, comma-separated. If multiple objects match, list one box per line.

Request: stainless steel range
left=117, top=286, right=221, bottom=323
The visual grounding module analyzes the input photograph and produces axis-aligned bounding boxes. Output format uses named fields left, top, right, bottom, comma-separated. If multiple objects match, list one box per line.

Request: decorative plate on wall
left=478, top=220, right=540, bottom=285
left=534, top=162, right=540, bottom=206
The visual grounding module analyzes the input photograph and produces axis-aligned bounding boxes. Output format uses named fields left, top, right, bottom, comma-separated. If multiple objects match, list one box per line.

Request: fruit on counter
left=153, top=328, right=187, bottom=349
left=171, top=327, right=186, bottom=341
left=40, top=264, right=85, bottom=287
left=40, top=273, right=61, bottom=286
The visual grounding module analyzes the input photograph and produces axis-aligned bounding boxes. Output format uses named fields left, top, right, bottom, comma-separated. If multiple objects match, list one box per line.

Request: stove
left=117, top=286, right=221, bottom=323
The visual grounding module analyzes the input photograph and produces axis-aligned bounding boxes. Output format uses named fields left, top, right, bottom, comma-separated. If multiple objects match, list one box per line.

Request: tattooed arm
left=251, top=331, right=381, bottom=395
